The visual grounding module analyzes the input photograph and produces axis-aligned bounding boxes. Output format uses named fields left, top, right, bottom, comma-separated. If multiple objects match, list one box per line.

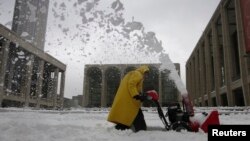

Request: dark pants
left=115, top=108, right=147, bottom=132
left=132, top=108, right=147, bottom=132
left=115, top=123, right=129, bottom=130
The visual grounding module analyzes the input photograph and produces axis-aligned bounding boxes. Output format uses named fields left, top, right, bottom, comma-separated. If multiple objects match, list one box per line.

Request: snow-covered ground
left=0, top=107, right=249, bottom=141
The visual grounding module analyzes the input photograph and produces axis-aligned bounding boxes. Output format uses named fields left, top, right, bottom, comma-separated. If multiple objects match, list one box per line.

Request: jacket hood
left=136, top=65, right=149, bottom=74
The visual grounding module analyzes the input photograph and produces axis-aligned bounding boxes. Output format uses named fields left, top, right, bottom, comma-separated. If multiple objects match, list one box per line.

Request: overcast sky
left=0, top=0, right=220, bottom=98
left=120, top=0, right=220, bottom=70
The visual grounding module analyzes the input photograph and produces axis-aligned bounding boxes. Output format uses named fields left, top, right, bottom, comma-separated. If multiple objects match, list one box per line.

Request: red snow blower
left=145, top=90, right=220, bottom=132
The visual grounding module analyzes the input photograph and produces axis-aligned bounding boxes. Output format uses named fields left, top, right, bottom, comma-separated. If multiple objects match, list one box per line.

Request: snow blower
left=145, top=90, right=220, bottom=132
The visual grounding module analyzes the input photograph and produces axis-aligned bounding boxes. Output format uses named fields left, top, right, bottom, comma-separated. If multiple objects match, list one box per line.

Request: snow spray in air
left=47, top=0, right=192, bottom=111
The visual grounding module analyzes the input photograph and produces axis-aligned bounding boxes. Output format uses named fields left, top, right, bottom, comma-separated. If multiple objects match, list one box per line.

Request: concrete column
left=121, top=69, right=125, bottom=80
left=204, top=36, right=212, bottom=106
left=190, top=56, right=196, bottom=105
left=235, top=0, right=250, bottom=106
left=186, top=63, right=193, bottom=103
left=158, top=72, right=162, bottom=105
left=185, top=66, right=188, bottom=92
left=195, top=50, right=200, bottom=105
left=53, top=68, right=59, bottom=109
left=59, top=71, right=65, bottom=108
left=35, top=60, right=44, bottom=109
left=192, top=57, right=197, bottom=105
left=101, top=69, right=107, bottom=107
left=47, top=69, right=54, bottom=104
left=199, top=45, right=205, bottom=106
left=212, top=22, right=221, bottom=106
left=185, top=65, right=189, bottom=96
left=0, top=40, right=10, bottom=105
left=193, top=52, right=197, bottom=103
left=190, top=62, right=194, bottom=104
left=23, top=55, right=34, bottom=107
left=5, top=49, right=15, bottom=95
left=221, top=4, right=234, bottom=106
left=83, top=67, right=89, bottom=107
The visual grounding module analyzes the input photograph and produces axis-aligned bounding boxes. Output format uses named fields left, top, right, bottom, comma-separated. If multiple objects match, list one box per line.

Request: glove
left=133, top=94, right=146, bottom=102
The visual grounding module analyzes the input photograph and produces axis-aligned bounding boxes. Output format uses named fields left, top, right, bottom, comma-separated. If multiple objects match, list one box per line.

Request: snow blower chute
left=145, top=90, right=220, bottom=132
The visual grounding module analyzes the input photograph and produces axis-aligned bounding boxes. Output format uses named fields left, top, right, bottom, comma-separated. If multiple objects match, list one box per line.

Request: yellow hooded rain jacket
left=107, top=65, right=149, bottom=126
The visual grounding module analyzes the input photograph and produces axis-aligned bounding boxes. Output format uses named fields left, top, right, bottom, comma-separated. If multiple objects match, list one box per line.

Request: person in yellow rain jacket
left=107, top=65, right=150, bottom=132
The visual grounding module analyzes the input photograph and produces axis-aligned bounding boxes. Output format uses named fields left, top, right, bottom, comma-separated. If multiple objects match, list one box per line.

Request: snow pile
left=0, top=107, right=250, bottom=141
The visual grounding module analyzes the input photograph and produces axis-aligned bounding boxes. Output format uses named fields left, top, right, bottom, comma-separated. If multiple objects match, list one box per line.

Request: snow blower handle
left=146, top=90, right=170, bottom=130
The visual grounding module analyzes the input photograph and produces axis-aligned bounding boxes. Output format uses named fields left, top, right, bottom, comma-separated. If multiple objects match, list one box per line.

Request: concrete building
left=0, top=24, right=66, bottom=109
left=11, top=0, right=49, bottom=50
left=63, top=97, right=74, bottom=109
left=83, top=63, right=181, bottom=107
left=63, top=95, right=83, bottom=109
left=72, top=95, right=83, bottom=107
left=186, top=0, right=250, bottom=106
left=0, top=0, right=66, bottom=109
